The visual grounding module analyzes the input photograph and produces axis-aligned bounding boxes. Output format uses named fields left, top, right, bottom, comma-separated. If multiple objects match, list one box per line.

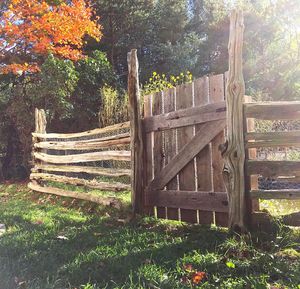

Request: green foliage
left=71, top=50, right=118, bottom=131
left=99, top=86, right=128, bottom=127
left=31, top=54, right=79, bottom=119
left=0, top=52, right=117, bottom=178
left=143, top=71, right=193, bottom=95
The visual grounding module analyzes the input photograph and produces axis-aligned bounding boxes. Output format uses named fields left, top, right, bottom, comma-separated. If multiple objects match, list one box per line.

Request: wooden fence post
left=128, top=49, right=144, bottom=215
left=32, top=108, right=47, bottom=176
left=221, top=10, right=248, bottom=232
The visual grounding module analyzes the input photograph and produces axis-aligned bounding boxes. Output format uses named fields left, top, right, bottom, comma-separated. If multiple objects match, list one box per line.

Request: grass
left=0, top=183, right=299, bottom=289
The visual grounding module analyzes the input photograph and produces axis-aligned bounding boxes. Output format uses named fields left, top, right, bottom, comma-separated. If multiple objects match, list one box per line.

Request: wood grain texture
left=244, top=96, right=259, bottom=215
left=35, top=133, right=130, bottom=150
left=245, top=131, right=300, bottom=141
left=143, top=93, right=154, bottom=216
left=31, top=173, right=131, bottom=191
left=246, top=160, right=300, bottom=177
left=32, top=121, right=130, bottom=139
left=28, top=182, right=122, bottom=207
left=149, top=190, right=228, bottom=212
left=221, top=10, right=246, bottom=232
left=128, top=50, right=145, bottom=214
left=33, top=164, right=131, bottom=177
left=209, top=74, right=228, bottom=227
left=152, top=91, right=165, bottom=218
left=194, top=76, right=214, bottom=225
left=250, top=190, right=300, bottom=200
left=176, top=82, right=197, bottom=223
left=34, top=151, right=131, bottom=164
left=147, top=119, right=226, bottom=192
left=143, top=101, right=226, bottom=132
left=163, top=88, right=179, bottom=220
left=244, top=102, right=300, bottom=120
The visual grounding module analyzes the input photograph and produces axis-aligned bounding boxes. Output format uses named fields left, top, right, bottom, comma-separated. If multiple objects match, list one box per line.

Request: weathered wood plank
left=143, top=93, right=155, bottom=216
left=128, top=50, right=145, bottom=214
left=28, top=182, right=122, bottom=207
left=245, top=131, right=300, bottom=141
left=246, top=141, right=300, bottom=149
left=152, top=91, right=165, bottom=219
left=34, top=151, right=131, bottom=164
left=221, top=10, right=247, bottom=232
left=194, top=76, right=214, bottom=225
left=163, top=88, right=179, bottom=221
left=244, top=102, right=300, bottom=120
left=31, top=173, right=131, bottom=191
left=209, top=74, right=228, bottom=227
left=35, top=133, right=130, bottom=150
left=33, top=164, right=131, bottom=177
left=149, top=190, right=228, bottom=212
left=147, top=119, right=226, bottom=192
left=176, top=82, right=197, bottom=223
left=143, top=101, right=226, bottom=132
left=32, top=121, right=130, bottom=139
left=250, top=190, right=300, bottom=200
left=246, top=160, right=300, bottom=177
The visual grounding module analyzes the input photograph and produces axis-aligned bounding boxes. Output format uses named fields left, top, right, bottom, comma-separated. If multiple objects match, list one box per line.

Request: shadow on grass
left=0, top=190, right=228, bottom=289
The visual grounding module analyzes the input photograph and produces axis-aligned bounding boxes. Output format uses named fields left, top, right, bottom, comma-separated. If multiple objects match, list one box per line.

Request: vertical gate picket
left=163, top=88, right=179, bottom=221
left=144, top=93, right=154, bottom=216
left=209, top=74, right=228, bottom=227
left=152, top=91, right=165, bottom=218
left=194, top=77, right=214, bottom=225
left=176, top=83, right=198, bottom=223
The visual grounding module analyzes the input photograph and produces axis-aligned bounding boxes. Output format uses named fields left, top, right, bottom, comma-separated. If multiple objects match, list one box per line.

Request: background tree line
left=0, top=0, right=299, bottom=180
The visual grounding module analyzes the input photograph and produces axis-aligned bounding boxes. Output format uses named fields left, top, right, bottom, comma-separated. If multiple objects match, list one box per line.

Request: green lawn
left=0, top=183, right=299, bottom=289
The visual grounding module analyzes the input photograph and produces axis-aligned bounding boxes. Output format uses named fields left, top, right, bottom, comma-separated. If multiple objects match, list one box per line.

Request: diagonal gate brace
left=146, top=119, right=226, bottom=192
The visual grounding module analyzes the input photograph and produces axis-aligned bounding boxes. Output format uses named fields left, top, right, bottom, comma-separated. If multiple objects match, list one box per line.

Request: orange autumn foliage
left=0, top=0, right=102, bottom=74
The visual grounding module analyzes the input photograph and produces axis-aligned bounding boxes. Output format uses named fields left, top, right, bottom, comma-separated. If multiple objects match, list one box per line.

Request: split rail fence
left=29, top=109, right=131, bottom=208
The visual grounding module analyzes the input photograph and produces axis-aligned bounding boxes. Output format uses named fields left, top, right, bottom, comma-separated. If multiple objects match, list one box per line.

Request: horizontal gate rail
left=143, top=101, right=226, bottom=132
left=148, top=190, right=228, bottom=212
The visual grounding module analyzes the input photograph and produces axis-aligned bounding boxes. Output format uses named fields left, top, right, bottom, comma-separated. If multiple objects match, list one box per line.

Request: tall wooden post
left=221, top=10, right=248, bottom=232
left=31, top=108, right=47, bottom=174
left=128, top=49, right=144, bottom=215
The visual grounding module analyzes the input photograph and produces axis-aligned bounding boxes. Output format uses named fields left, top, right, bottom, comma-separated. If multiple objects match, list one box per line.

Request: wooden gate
left=142, top=74, right=230, bottom=226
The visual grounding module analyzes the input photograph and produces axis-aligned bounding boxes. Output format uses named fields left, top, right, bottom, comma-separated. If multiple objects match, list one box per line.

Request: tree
left=0, top=0, right=102, bottom=74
